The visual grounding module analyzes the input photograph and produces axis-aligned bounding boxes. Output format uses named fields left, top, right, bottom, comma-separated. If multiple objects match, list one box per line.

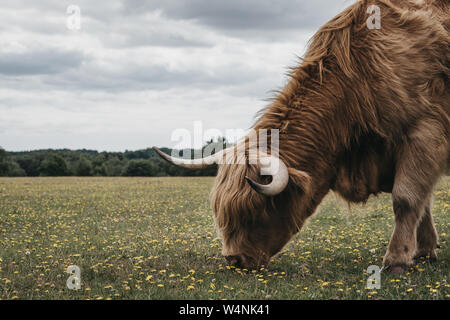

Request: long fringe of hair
left=211, top=0, right=449, bottom=254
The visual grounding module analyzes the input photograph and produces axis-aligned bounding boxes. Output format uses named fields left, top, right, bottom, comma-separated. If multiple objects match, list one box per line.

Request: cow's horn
left=245, top=156, right=289, bottom=196
left=152, top=146, right=223, bottom=170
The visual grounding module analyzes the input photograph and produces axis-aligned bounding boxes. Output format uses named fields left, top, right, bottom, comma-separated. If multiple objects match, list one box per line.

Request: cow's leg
left=382, top=118, right=446, bottom=273
left=414, top=196, right=438, bottom=260
left=382, top=195, right=423, bottom=273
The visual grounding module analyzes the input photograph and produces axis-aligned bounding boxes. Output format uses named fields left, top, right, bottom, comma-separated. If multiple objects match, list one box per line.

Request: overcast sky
left=0, top=0, right=355, bottom=152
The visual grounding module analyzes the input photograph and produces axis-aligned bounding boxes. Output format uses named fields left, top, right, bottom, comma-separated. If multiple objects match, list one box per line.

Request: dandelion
left=0, top=176, right=447, bottom=300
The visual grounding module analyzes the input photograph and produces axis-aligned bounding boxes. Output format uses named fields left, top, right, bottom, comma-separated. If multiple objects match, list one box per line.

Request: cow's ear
left=288, top=167, right=311, bottom=195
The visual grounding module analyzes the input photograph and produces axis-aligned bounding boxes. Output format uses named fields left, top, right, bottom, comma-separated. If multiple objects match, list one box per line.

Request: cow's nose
left=224, top=255, right=242, bottom=267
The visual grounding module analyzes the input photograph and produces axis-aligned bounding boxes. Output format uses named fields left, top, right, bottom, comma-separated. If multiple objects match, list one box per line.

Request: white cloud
left=0, top=0, right=355, bottom=151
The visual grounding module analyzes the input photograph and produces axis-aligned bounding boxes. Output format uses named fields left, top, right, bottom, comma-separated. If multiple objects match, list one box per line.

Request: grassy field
left=0, top=176, right=448, bottom=300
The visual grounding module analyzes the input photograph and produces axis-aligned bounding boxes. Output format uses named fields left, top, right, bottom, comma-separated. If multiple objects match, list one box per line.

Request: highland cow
left=154, top=0, right=449, bottom=273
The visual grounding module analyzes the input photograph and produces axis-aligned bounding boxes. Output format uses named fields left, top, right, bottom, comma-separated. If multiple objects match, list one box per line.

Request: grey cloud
left=101, top=21, right=214, bottom=48
left=0, top=0, right=354, bottom=151
left=38, top=59, right=265, bottom=93
left=0, top=49, right=85, bottom=76
left=122, top=0, right=353, bottom=32
left=122, top=31, right=213, bottom=48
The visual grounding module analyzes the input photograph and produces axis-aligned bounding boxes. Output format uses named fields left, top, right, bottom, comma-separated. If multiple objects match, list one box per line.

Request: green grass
left=0, top=176, right=448, bottom=300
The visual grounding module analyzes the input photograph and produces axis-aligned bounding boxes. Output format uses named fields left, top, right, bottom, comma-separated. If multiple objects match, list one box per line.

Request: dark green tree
left=39, top=154, right=70, bottom=176
left=7, top=161, right=26, bottom=177
left=105, top=157, right=126, bottom=176
left=0, top=147, right=25, bottom=176
left=0, top=147, right=8, bottom=176
left=15, top=155, right=42, bottom=176
left=92, top=163, right=107, bottom=176
left=75, top=156, right=93, bottom=176
left=91, top=154, right=107, bottom=176
left=122, top=159, right=157, bottom=176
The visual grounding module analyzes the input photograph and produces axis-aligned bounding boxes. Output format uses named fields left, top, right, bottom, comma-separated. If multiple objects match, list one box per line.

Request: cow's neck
left=254, top=78, right=353, bottom=218
left=258, top=91, right=342, bottom=179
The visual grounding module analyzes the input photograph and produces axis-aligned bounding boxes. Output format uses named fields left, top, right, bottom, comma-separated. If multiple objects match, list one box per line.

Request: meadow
left=0, top=176, right=448, bottom=300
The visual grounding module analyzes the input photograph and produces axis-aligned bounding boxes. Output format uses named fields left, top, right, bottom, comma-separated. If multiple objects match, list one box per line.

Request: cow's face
left=152, top=146, right=311, bottom=269
left=211, top=158, right=311, bottom=269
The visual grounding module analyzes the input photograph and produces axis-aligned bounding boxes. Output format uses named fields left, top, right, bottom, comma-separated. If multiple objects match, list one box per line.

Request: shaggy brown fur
left=211, top=0, right=449, bottom=270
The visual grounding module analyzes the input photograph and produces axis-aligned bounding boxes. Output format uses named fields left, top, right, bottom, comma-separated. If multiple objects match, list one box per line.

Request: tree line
left=0, top=139, right=227, bottom=177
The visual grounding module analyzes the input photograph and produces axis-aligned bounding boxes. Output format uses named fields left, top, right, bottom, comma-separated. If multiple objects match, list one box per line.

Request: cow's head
left=153, top=145, right=312, bottom=269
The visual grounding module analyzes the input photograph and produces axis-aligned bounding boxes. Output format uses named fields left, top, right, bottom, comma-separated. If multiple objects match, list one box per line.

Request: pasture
left=0, top=176, right=448, bottom=300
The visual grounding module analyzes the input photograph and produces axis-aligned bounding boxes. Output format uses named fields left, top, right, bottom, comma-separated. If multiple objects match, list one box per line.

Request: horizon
left=2, top=145, right=202, bottom=153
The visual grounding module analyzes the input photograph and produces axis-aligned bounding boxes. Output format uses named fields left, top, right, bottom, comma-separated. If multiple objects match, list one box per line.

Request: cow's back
left=358, top=0, right=449, bottom=135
